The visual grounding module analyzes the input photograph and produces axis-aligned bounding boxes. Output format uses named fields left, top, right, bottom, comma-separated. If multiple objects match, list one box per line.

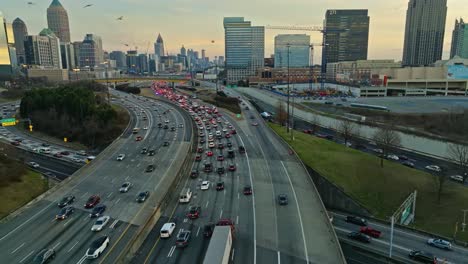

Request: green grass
left=0, top=170, right=48, bottom=219
left=270, top=123, right=468, bottom=242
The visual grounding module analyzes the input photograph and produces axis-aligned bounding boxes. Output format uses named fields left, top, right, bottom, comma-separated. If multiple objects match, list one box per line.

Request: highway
left=132, top=86, right=345, bottom=264
left=332, top=212, right=468, bottom=264
left=0, top=91, right=193, bottom=263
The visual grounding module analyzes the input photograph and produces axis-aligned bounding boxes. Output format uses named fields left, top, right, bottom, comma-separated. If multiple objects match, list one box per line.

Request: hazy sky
left=2, top=0, right=467, bottom=63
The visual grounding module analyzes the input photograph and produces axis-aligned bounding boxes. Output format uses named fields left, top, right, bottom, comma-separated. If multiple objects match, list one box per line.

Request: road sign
left=236, top=114, right=241, bottom=119
left=1, top=118, right=16, bottom=123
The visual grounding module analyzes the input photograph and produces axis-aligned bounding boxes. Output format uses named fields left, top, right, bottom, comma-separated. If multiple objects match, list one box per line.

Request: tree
left=373, top=125, right=401, bottom=168
left=276, top=102, right=288, bottom=126
left=310, top=114, right=320, bottom=134
left=337, top=119, right=355, bottom=146
left=448, top=143, right=468, bottom=182
left=433, top=171, right=448, bottom=203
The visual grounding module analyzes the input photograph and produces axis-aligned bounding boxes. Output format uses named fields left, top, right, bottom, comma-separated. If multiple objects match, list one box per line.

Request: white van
left=179, top=188, right=192, bottom=203
left=160, top=222, right=176, bottom=238
left=215, top=130, right=221, bottom=136
left=40, top=147, right=51, bottom=154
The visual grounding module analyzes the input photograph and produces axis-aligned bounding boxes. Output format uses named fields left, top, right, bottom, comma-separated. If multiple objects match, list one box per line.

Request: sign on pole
left=1, top=118, right=17, bottom=127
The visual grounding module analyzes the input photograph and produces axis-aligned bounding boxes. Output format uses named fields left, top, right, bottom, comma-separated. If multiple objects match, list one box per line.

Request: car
left=91, top=216, right=110, bottom=231
left=136, top=191, right=150, bottom=203
left=360, top=227, right=382, bottom=238
left=178, top=123, right=184, bottom=128
left=347, top=231, right=371, bottom=243
left=157, top=123, right=162, bottom=128
left=408, top=250, right=437, bottom=263
left=145, top=165, right=155, bottom=172
left=200, top=138, right=206, bottom=144
left=195, top=155, right=202, bottom=162
left=58, top=195, right=75, bottom=207
left=197, top=147, right=204, bottom=153
left=56, top=206, right=75, bottom=220
left=386, top=154, right=399, bottom=161
left=207, top=151, right=214, bottom=157
left=116, top=154, right=126, bottom=161
left=225, top=133, right=231, bottom=138
left=372, top=148, right=383, bottom=154
left=231, top=129, right=237, bottom=135
left=203, top=223, right=215, bottom=238
left=425, top=165, right=442, bottom=172
left=187, top=206, right=201, bottom=219
left=239, top=146, right=245, bottom=154
left=278, top=194, right=288, bottom=205
left=427, top=238, right=452, bottom=250
left=208, top=142, right=215, bottom=148
left=252, top=122, right=259, bottom=126
left=119, top=182, right=132, bottom=193
left=143, top=126, right=148, bottom=130
left=217, top=155, right=224, bottom=161
left=303, top=129, right=313, bottom=134
left=227, top=142, right=233, bottom=148
left=199, top=132, right=205, bottom=137
left=449, top=175, right=464, bottom=182
left=228, top=150, right=235, bottom=158
left=217, top=167, right=225, bottom=175
left=85, top=236, right=110, bottom=259
left=216, top=218, right=235, bottom=231
left=175, top=230, right=191, bottom=248
left=163, top=124, right=169, bottom=129
left=163, top=141, right=170, bottom=146
left=29, top=161, right=40, bottom=168
left=190, top=170, right=199, bottom=178
left=345, top=216, right=367, bottom=226
left=135, top=136, right=143, bottom=141
left=32, top=248, right=56, bottom=264
left=53, top=152, right=63, bottom=158
left=204, top=163, right=213, bottom=172
left=243, top=186, right=252, bottom=195
left=201, top=181, right=210, bottom=190
left=228, top=164, right=236, bottom=171
left=90, top=205, right=106, bottom=218
left=399, top=155, right=409, bottom=161
left=216, top=182, right=225, bottom=191
left=85, top=195, right=101, bottom=208
left=217, top=143, right=224, bottom=149
left=60, top=151, right=70, bottom=156
left=402, top=161, right=415, bottom=168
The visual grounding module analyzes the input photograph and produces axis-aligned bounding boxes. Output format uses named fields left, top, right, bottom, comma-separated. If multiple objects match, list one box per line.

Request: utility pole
left=462, top=209, right=468, bottom=232
left=286, top=43, right=291, bottom=134
left=291, top=88, right=295, bottom=141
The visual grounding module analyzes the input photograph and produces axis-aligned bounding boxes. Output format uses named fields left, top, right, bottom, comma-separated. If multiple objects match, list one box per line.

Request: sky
left=2, top=0, right=467, bottom=63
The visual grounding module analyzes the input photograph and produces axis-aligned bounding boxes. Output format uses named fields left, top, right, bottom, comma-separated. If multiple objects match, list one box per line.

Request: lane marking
left=277, top=251, right=281, bottom=264
left=11, top=242, right=25, bottom=254
left=205, top=201, right=209, bottom=208
left=115, top=198, right=121, bottom=204
left=237, top=193, right=240, bottom=199
left=231, top=248, right=235, bottom=261
left=52, top=241, right=61, bottom=250
left=75, top=254, right=87, bottom=264
left=19, top=250, right=34, bottom=263
left=236, top=215, right=239, bottom=225
left=110, top=220, right=119, bottom=229
left=107, top=192, right=113, bottom=198
left=167, top=245, right=176, bottom=258
left=219, top=209, right=223, bottom=219
left=196, top=226, right=201, bottom=237
left=67, top=241, right=79, bottom=252
left=80, top=192, right=89, bottom=198
left=281, top=161, right=309, bottom=264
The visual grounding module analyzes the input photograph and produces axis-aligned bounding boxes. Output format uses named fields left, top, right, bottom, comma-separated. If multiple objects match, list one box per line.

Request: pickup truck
left=360, top=227, right=382, bottom=238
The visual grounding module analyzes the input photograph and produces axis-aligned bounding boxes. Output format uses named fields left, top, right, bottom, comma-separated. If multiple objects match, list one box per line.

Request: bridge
left=95, top=76, right=191, bottom=84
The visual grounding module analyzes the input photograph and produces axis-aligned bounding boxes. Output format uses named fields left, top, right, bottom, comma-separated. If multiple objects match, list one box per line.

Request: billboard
left=447, top=65, right=468, bottom=79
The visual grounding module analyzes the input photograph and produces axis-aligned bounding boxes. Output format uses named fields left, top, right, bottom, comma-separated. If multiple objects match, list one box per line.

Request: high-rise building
left=110, top=51, right=126, bottom=69
left=180, top=45, right=186, bottom=56
left=4, top=22, right=17, bottom=68
left=402, top=0, right=447, bottom=66
left=12, top=18, right=28, bottom=65
left=47, top=0, right=71, bottom=42
left=274, top=34, right=310, bottom=68
left=0, top=11, right=13, bottom=77
left=24, top=28, right=62, bottom=68
left=223, top=17, right=265, bottom=83
left=201, top=49, right=206, bottom=60
left=60, top=42, right=75, bottom=69
left=218, top=56, right=225, bottom=65
left=450, top=18, right=468, bottom=59
left=154, top=33, right=164, bottom=57
left=137, top=54, right=148, bottom=73
left=126, top=50, right=138, bottom=73
left=72, top=41, right=81, bottom=68
left=323, top=10, right=369, bottom=69
left=79, top=34, right=103, bottom=68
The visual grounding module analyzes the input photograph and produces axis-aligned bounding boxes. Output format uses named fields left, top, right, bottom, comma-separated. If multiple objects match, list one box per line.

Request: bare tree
left=337, top=119, right=355, bottom=146
left=275, top=102, right=288, bottom=126
left=373, top=125, right=401, bottom=168
left=433, top=171, right=448, bottom=203
left=310, top=114, right=320, bottom=134
left=448, top=143, right=468, bottom=182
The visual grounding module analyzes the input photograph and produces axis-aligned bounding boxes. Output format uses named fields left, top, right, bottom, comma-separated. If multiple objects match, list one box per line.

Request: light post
left=286, top=43, right=291, bottom=134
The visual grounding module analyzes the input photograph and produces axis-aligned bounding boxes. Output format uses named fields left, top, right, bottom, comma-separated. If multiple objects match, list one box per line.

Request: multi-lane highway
left=132, top=86, right=345, bottom=264
left=0, top=91, right=193, bottom=263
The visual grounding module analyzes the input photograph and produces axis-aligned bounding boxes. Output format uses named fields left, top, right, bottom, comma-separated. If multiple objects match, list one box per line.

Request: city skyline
left=1, top=0, right=468, bottom=63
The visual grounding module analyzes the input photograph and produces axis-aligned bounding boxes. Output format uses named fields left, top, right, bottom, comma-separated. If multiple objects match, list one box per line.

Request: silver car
left=116, top=154, right=125, bottom=161
left=119, top=182, right=132, bottom=193
left=427, top=238, right=452, bottom=250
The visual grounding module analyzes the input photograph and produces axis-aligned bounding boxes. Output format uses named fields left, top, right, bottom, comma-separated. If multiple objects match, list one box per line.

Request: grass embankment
left=269, top=123, right=468, bottom=241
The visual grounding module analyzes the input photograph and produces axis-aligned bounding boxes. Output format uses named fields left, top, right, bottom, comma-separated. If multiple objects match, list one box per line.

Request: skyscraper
left=274, top=34, right=311, bottom=68
left=12, top=18, right=28, bottom=64
left=60, top=42, right=75, bottom=69
left=110, top=51, right=127, bottom=69
left=323, top=10, right=369, bottom=68
left=180, top=45, right=186, bottom=56
left=47, top=0, right=71, bottom=43
left=223, top=17, right=264, bottom=83
left=24, top=29, right=62, bottom=68
left=201, top=49, right=206, bottom=60
left=450, top=18, right=468, bottom=59
left=154, top=34, right=164, bottom=57
left=402, top=0, right=447, bottom=66
left=0, top=11, right=13, bottom=77
left=79, top=34, right=103, bottom=67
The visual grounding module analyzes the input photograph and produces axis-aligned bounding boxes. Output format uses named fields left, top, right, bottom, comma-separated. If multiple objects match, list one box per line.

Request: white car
left=449, top=175, right=464, bottom=182
left=119, top=182, right=132, bottom=193
left=201, top=181, right=210, bottom=190
left=116, top=154, right=125, bottom=161
left=222, top=128, right=228, bottom=133
left=28, top=162, right=40, bottom=168
left=208, top=142, right=215, bottom=148
left=165, top=120, right=170, bottom=123
left=160, top=222, right=176, bottom=238
left=143, top=127, right=148, bottom=130
left=178, top=124, right=184, bottom=128
left=427, top=238, right=452, bottom=250
left=86, top=236, right=110, bottom=259
left=386, top=154, right=399, bottom=161
left=425, top=165, right=442, bottom=172
left=91, top=216, right=110, bottom=232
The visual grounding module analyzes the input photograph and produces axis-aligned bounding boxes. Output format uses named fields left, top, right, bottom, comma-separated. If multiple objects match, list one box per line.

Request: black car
left=176, top=231, right=191, bottom=248
left=163, top=141, right=170, bottom=146
left=190, top=170, right=199, bottom=178
left=146, top=165, right=155, bottom=172
left=58, top=195, right=75, bottom=207
left=402, top=161, right=415, bottom=168
left=216, top=182, right=225, bottom=191
left=227, top=142, right=233, bottom=148
left=163, top=124, right=169, bottom=129
left=204, top=163, right=213, bottom=173
left=348, top=232, right=371, bottom=243
left=238, top=146, right=245, bottom=154
left=56, top=206, right=75, bottom=220
left=346, top=216, right=367, bottom=226
left=217, top=167, right=225, bottom=175
left=141, top=148, right=148, bottom=154
left=278, top=194, right=288, bottom=205
left=90, top=205, right=106, bottom=218
left=171, top=127, right=176, bottom=131
left=157, top=123, right=162, bottom=128
left=203, top=223, right=215, bottom=238
left=148, top=150, right=156, bottom=156
left=408, top=250, right=437, bottom=263
left=228, top=150, right=235, bottom=158
left=136, top=191, right=149, bottom=203
left=32, top=248, right=55, bottom=264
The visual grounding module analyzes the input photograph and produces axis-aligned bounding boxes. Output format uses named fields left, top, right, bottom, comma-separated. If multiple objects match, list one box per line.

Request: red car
left=360, top=227, right=382, bottom=238
left=53, top=153, right=63, bottom=158
left=207, top=151, right=213, bottom=157
left=197, top=147, right=204, bottom=153
left=195, top=155, right=202, bottom=161
left=11, top=141, right=20, bottom=146
left=243, top=186, right=252, bottom=195
left=60, top=151, right=70, bottom=156
left=228, top=164, right=236, bottom=171
left=84, top=195, right=100, bottom=208
left=135, top=136, right=143, bottom=141
left=303, top=129, right=313, bottom=134
left=216, top=182, right=225, bottom=191
left=217, top=155, right=224, bottom=161
left=230, top=130, right=237, bottom=135
left=216, top=218, right=235, bottom=234
left=225, top=134, right=231, bottom=138
left=187, top=206, right=201, bottom=219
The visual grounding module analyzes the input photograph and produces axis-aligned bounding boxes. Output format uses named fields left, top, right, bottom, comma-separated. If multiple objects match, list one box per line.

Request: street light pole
left=286, top=43, right=291, bottom=134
